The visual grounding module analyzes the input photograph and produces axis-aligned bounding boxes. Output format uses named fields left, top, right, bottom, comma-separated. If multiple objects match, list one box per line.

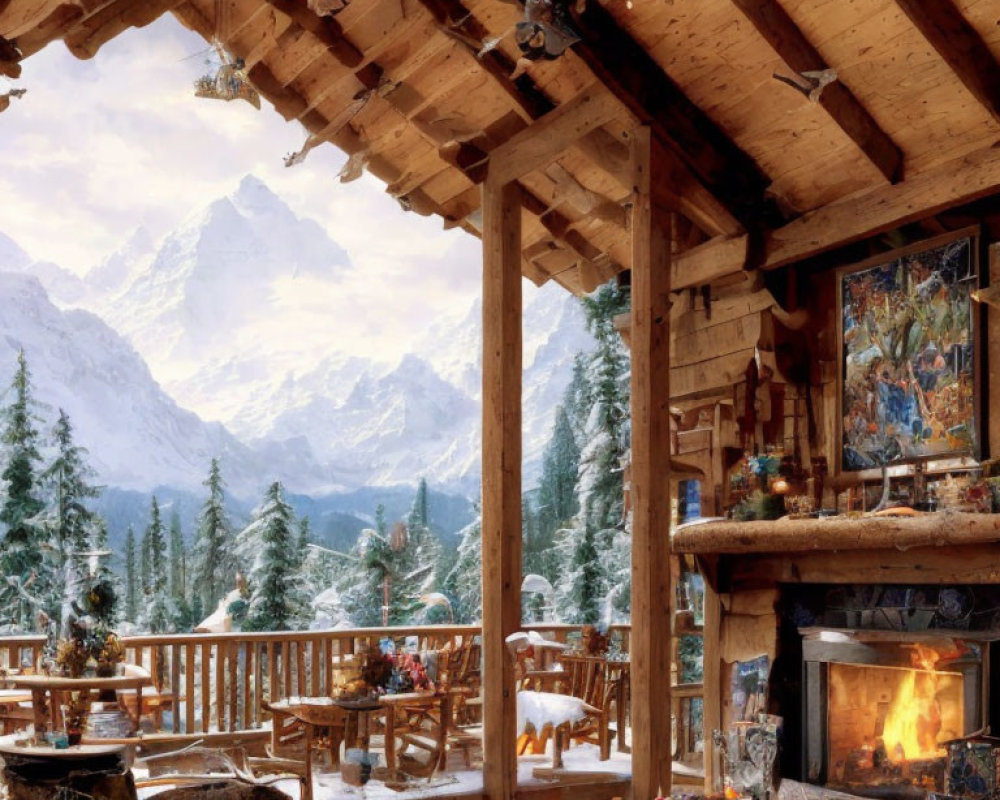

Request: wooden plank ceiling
left=3, top=0, right=1000, bottom=295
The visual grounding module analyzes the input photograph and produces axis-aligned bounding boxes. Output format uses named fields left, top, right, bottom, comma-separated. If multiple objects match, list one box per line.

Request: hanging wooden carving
left=0, top=88, right=26, bottom=114
left=193, top=42, right=260, bottom=109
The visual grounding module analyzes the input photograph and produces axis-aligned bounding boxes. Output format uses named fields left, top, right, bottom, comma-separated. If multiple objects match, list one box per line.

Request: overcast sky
left=0, top=13, right=492, bottom=366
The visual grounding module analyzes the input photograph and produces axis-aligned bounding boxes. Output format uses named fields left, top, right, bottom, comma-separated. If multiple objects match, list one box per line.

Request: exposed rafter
left=729, top=0, right=902, bottom=184
left=568, top=0, right=775, bottom=229
left=413, top=0, right=742, bottom=238
left=893, top=0, right=1000, bottom=125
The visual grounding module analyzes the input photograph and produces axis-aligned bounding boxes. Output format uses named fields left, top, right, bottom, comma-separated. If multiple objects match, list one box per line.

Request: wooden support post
left=988, top=243, right=1000, bottom=458
left=631, top=126, right=671, bottom=800
left=630, top=126, right=674, bottom=800
left=482, top=176, right=523, bottom=800
left=702, top=581, right=722, bottom=793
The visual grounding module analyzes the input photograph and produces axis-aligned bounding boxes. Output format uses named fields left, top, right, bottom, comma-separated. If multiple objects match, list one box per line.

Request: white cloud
left=1, top=11, right=486, bottom=370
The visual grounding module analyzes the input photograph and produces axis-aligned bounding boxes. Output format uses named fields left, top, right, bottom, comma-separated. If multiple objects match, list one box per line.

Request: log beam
left=62, top=0, right=181, bottom=59
left=673, top=511, right=1000, bottom=555
left=729, top=0, right=902, bottom=183
left=263, top=0, right=363, bottom=68
left=486, top=84, right=628, bottom=187
left=669, top=141, right=1000, bottom=288
left=893, top=0, right=1000, bottom=124
left=630, top=126, right=674, bottom=800
left=481, top=177, right=523, bottom=800
left=571, top=0, right=774, bottom=230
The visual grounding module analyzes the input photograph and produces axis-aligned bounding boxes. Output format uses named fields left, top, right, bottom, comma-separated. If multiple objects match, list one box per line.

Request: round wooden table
left=8, top=674, right=152, bottom=737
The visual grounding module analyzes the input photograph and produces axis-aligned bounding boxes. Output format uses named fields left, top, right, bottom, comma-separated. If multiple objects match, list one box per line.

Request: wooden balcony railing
left=1, top=623, right=631, bottom=738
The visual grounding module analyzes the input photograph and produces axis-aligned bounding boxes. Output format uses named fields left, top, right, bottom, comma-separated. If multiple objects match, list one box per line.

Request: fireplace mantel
left=673, top=511, right=1000, bottom=555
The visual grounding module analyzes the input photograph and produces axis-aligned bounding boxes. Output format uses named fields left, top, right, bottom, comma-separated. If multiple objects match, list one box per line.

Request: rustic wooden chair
left=518, top=653, right=613, bottom=763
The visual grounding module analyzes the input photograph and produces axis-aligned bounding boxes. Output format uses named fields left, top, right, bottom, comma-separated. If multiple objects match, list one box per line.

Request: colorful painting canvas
left=841, top=234, right=977, bottom=470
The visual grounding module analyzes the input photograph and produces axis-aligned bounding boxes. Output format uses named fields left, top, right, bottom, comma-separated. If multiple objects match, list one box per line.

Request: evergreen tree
left=169, top=511, right=185, bottom=601
left=40, top=410, right=100, bottom=585
left=124, top=526, right=137, bottom=623
left=444, top=511, right=482, bottom=623
left=297, top=516, right=311, bottom=565
left=191, top=459, right=235, bottom=615
left=551, top=279, right=632, bottom=624
left=411, top=478, right=429, bottom=529
left=0, top=350, right=47, bottom=630
left=537, top=406, right=581, bottom=529
left=144, top=496, right=170, bottom=632
left=244, top=482, right=307, bottom=632
left=91, top=518, right=120, bottom=624
left=140, top=524, right=151, bottom=595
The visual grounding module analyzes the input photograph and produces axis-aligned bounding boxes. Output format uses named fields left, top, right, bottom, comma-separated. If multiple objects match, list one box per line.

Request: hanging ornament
left=0, top=87, right=26, bottom=114
left=193, top=41, right=261, bottom=109
left=515, top=0, right=581, bottom=60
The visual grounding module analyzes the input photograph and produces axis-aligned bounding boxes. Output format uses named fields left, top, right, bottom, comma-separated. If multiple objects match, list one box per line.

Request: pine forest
left=0, top=281, right=635, bottom=636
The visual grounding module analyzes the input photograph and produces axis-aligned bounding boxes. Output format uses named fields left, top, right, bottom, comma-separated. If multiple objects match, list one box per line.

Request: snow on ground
left=134, top=743, right=631, bottom=799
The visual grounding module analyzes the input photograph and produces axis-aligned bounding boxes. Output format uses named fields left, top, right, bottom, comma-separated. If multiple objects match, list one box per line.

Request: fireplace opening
left=774, top=584, right=1000, bottom=799
left=828, top=652, right=966, bottom=793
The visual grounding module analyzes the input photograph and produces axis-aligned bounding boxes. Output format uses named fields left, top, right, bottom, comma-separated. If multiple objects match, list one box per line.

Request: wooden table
left=9, top=674, right=152, bottom=736
left=266, top=697, right=378, bottom=800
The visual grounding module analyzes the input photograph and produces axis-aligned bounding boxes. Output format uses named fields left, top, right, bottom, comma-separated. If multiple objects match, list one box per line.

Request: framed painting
left=838, top=228, right=980, bottom=471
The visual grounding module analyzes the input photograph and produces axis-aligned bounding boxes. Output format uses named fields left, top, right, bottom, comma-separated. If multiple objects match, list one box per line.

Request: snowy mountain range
left=0, top=175, right=594, bottom=499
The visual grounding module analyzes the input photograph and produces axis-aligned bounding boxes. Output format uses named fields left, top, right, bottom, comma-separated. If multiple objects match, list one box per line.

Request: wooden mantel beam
left=570, top=0, right=775, bottom=230
left=893, top=0, right=1000, bottom=125
left=729, top=0, right=902, bottom=184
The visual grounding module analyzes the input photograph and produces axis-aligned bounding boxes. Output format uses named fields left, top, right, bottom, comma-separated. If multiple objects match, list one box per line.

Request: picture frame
left=837, top=227, right=981, bottom=471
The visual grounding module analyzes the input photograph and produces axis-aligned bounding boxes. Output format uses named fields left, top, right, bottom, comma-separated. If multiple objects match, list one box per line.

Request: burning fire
left=880, top=644, right=957, bottom=762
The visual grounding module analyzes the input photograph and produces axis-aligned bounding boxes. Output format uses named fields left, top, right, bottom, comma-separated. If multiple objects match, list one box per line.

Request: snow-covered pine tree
left=91, top=518, right=121, bottom=624
left=554, top=280, right=632, bottom=624
left=124, top=526, right=137, bottom=623
left=0, top=350, right=48, bottom=631
left=144, top=496, right=171, bottom=633
left=338, top=527, right=390, bottom=628
left=39, top=409, right=101, bottom=628
left=140, top=523, right=151, bottom=597
left=443, top=510, right=482, bottom=624
left=169, top=511, right=185, bottom=601
left=244, top=482, right=307, bottom=632
left=406, top=479, right=442, bottom=605
left=191, top=459, right=236, bottom=617
left=297, top=516, right=310, bottom=565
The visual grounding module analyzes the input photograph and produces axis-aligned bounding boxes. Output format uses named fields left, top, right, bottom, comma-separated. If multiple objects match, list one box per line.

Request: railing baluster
left=268, top=641, right=279, bottom=705
left=185, top=642, right=195, bottom=734
left=253, top=641, right=263, bottom=728
left=310, top=639, right=320, bottom=697
left=170, top=643, right=181, bottom=734
left=215, top=640, right=225, bottom=732
left=228, top=640, right=238, bottom=731
left=200, top=641, right=210, bottom=734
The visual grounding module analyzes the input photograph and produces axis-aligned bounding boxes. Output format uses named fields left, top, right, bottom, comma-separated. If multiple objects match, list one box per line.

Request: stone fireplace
left=673, top=515, right=1000, bottom=797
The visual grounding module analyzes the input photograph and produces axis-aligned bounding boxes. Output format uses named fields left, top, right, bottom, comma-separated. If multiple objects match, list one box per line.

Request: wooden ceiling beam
left=414, top=0, right=745, bottom=238
left=60, top=0, right=181, bottom=59
left=569, top=0, right=774, bottom=229
left=262, top=0, right=363, bottom=68
left=669, top=140, right=1000, bottom=288
left=729, top=0, right=902, bottom=184
left=486, top=84, right=628, bottom=186
left=893, top=0, right=1000, bottom=125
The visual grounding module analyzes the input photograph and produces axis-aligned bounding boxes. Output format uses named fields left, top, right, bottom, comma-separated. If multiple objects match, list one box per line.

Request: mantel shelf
left=672, top=511, right=1000, bottom=555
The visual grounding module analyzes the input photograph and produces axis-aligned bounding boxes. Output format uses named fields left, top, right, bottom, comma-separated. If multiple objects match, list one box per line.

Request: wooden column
left=630, top=126, right=674, bottom=800
left=481, top=175, right=523, bottom=800
left=702, top=582, right=722, bottom=792
left=988, top=243, right=1000, bottom=458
